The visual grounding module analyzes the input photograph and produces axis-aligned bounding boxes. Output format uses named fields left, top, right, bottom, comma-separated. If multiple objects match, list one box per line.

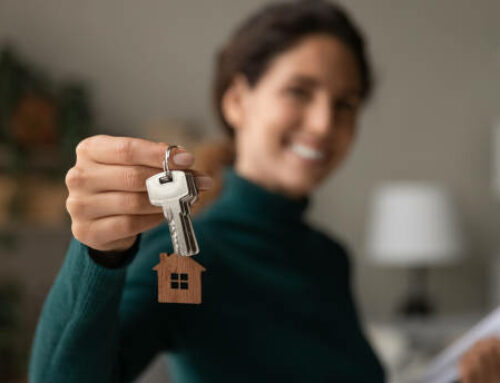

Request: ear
left=221, top=74, right=251, bottom=131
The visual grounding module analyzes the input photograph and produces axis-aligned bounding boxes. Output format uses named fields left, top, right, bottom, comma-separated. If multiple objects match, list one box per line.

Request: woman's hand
left=65, top=135, right=213, bottom=252
left=459, top=336, right=500, bottom=382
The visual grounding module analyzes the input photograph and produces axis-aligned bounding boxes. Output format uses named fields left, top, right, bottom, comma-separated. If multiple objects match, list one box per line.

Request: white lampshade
left=493, top=122, right=500, bottom=199
left=366, top=182, right=465, bottom=266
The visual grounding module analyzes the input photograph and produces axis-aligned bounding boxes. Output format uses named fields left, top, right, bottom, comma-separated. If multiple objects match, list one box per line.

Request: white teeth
left=290, top=143, right=326, bottom=160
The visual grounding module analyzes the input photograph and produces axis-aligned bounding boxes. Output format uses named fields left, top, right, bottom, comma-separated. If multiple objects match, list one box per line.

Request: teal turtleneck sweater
left=29, top=166, right=385, bottom=382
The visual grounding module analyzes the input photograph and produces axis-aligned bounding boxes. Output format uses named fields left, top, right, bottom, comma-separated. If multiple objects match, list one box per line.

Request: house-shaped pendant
left=152, top=252, right=206, bottom=304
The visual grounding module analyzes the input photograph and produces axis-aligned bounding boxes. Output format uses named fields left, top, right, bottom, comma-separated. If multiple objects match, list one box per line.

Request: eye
left=286, top=86, right=311, bottom=101
left=334, top=100, right=357, bottom=112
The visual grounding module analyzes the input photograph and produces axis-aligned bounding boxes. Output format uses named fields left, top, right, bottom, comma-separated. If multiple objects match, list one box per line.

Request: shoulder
left=305, top=222, right=354, bottom=274
left=306, top=222, right=352, bottom=258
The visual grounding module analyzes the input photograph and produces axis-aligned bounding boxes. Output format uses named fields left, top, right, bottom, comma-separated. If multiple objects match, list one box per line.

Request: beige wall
left=312, top=0, right=500, bottom=319
left=1, top=0, right=499, bottom=320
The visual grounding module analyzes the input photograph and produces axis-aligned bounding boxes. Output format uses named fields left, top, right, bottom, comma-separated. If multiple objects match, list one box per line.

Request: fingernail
left=196, top=176, right=214, bottom=190
left=173, top=152, right=194, bottom=166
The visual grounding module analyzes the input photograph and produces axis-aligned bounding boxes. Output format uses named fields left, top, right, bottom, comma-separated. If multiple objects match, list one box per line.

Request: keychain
left=146, top=145, right=206, bottom=304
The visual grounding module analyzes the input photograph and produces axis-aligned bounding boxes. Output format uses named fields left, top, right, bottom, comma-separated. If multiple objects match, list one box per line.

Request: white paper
left=416, top=306, right=500, bottom=383
left=493, top=123, right=500, bottom=198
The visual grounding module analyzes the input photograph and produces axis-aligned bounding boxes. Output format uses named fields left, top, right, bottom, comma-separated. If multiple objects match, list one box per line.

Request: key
left=146, top=170, right=200, bottom=256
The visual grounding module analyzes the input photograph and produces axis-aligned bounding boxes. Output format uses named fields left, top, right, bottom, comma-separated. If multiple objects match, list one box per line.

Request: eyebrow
left=288, top=74, right=321, bottom=87
left=288, top=74, right=362, bottom=98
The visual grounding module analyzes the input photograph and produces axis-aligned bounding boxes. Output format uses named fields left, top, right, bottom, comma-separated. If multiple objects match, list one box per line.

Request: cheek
left=258, top=98, right=302, bottom=145
left=328, top=127, right=356, bottom=167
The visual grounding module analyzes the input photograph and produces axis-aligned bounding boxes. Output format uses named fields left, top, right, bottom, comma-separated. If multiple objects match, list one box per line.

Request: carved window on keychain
left=171, top=273, right=189, bottom=290
left=147, top=146, right=206, bottom=304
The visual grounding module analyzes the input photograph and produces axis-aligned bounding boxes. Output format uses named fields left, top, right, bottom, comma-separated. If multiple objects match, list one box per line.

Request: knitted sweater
left=29, top=166, right=385, bottom=382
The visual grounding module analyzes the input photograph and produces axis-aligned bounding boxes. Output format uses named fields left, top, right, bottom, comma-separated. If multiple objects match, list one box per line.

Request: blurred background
left=0, top=0, right=499, bottom=382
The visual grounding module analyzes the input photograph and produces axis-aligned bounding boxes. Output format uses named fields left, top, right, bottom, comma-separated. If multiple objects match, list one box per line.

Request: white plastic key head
left=147, top=171, right=184, bottom=204
left=146, top=170, right=199, bottom=256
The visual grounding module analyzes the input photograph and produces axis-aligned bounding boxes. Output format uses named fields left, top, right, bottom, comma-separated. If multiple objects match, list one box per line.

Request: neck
left=206, top=164, right=310, bottom=225
left=234, top=159, right=306, bottom=201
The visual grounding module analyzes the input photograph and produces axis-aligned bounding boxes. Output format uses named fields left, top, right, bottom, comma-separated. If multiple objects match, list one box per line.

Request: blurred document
left=417, top=306, right=500, bottom=383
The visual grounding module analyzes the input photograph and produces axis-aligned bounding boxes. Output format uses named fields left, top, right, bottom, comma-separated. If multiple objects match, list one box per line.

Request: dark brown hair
left=213, top=0, right=374, bottom=138
left=194, top=1, right=374, bottom=213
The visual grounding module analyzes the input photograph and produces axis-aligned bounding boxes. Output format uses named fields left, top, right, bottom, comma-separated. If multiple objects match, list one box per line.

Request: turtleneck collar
left=210, top=165, right=310, bottom=223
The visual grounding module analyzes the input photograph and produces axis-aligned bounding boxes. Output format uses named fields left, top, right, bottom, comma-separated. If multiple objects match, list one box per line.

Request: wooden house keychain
left=146, top=145, right=206, bottom=304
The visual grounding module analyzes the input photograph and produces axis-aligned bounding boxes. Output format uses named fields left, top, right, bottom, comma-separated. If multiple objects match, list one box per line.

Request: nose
left=306, top=95, right=335, bottom=137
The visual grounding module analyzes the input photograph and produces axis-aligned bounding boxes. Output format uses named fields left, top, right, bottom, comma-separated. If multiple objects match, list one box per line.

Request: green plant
left=0, top=280, right=23, bottom=381
left=0, top=45, right=94, bottom=178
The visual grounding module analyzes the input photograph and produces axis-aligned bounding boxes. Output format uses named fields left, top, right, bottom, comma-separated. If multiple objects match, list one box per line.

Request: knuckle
left=470, top=366, right=480, bottom=379
left=123, top=193, right=141, bottom=212
left=66, top=196, right=85, bottom=217
left=75, top=137, right=92, bottom=157
left=65, top=167, right=85, bottom=189
left=121, top=215, right=136, bottom=234
left=71, top=222, right=88, bottom=242
left=75, top=141, right=86, bottom=157
left=122, top=167, right=142, bottom=190
left=64, top=169, right=73, bottom=188
left=109, top=216, right=134, bottom=237
left=65, top=196, right=76, bottom=215
left=115, top=138, right=134, bottom=163
left=76, top=134, right=110, bottom=158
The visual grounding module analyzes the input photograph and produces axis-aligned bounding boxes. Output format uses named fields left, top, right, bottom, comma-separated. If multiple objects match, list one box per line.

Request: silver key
left=146, top=170, right=199, bottom=256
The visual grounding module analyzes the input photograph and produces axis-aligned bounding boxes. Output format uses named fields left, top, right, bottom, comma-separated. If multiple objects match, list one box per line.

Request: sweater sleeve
left=29, top=225, right=176, bottom=383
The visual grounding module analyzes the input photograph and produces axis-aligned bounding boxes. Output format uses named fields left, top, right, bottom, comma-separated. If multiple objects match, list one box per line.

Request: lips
left=289, top=142, right=327, bottom=161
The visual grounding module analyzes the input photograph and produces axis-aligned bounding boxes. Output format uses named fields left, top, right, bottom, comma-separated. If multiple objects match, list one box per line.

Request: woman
left=29, top=1, right=500, bottom=382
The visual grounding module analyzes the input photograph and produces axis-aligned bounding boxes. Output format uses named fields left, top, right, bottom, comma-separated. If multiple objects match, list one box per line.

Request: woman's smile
left=284, top=138, right=331, bottom=169
left=225, top=34, right=362, bottom=197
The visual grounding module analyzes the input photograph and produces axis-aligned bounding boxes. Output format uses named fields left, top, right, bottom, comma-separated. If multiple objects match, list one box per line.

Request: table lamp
left=493, top=122, right=500, bottom=199
left=365, top=182, right=465, bottom=317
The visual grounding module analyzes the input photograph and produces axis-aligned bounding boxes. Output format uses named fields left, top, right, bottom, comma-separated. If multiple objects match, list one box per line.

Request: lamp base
left=397, top=267, right=434, bottom=318
left=397, top=294, right=434, bottom=317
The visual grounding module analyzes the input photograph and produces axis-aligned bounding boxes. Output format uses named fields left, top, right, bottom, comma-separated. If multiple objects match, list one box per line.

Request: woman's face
left=224, top=34, right=363, bottom=198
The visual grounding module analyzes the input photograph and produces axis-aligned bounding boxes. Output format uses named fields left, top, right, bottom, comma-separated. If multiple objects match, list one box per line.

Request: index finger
left=77, top=135, right=192, bottom=169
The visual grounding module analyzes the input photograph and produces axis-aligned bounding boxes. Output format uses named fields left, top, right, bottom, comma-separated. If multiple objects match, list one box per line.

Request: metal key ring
left=162, top=144, right=178, bottom=182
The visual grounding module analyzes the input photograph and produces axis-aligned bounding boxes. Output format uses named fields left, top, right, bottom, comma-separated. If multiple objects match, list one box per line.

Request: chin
left=281, top=146, right=334, bottom=186
left=280, top=170, right=323, bottom=197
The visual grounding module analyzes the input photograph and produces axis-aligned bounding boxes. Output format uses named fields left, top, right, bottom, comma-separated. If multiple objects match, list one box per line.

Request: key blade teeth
left=162, top=206, right=173, bottom=221
left=166, top=217, right=180, bottom=255
left=181, top=212, right=199, bottom=256
left=149, top=170, right=200, bottom=257
left=165, top=200, right=199, bottom=257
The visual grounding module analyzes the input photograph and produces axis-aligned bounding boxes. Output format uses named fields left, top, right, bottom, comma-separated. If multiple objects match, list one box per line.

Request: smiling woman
left=29, top=1, right=500, bottom=382
left=211, top=2, right=372, bottom=199
left=28, top=2, right=388, bottom=382
left=220, top=36, right=363, bottom=198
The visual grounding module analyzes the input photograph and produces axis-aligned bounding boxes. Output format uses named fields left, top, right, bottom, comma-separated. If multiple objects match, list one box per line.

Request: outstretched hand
left=459, top=336, right=500, bottom=383
left=65, top=135, right=213, bottom=253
